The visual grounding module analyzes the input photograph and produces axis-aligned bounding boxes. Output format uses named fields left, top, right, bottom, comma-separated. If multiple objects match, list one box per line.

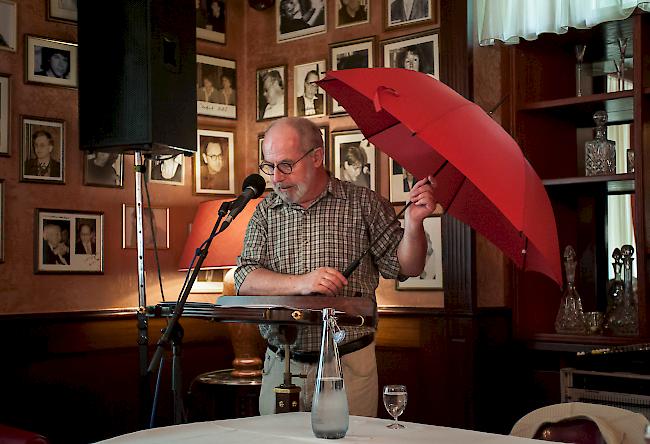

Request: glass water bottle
left=609, top=245, right=638, bottom=336
left=584, top=110, right=616, bottom=176
left=555, top=246, right=587, bottom=334
left=311, top=308, right=349, bottom=439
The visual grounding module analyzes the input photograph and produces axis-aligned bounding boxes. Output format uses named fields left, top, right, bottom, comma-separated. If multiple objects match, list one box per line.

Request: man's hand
left=299, top=267, right=348, bottom=297
left=406, top=175, right=438, bottom=224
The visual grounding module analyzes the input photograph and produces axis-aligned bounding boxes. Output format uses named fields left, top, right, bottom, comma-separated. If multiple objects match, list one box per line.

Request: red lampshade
left=178, top=198, right=263, bottom=270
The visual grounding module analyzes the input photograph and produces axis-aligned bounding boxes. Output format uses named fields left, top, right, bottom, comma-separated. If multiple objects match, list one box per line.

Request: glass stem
left=393, top=416, right=398, bottom=427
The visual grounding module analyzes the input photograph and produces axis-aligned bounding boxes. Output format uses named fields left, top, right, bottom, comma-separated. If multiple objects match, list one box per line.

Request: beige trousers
left=259, top=341, right=378, bottom=417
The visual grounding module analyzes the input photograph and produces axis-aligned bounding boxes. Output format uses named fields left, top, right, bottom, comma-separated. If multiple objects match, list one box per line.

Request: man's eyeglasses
left=205, top=154, right=223, bottom=161
left=259, top=147, right=316, bottom=175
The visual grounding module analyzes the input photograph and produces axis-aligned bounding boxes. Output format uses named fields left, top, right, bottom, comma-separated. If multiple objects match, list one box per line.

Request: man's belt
left=267, top=334, right=374, bottom=364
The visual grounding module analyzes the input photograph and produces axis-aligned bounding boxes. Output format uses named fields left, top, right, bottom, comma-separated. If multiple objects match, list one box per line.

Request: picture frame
left=0, top=0, right=17, bottom=52
left=329, top=37, right=374, bottom=115
left=47, top=0, right=77, bottom=24
left=35, top=208, right=104, bottom=274
left=0, top=179, right=4, bottom=263
left=196, top=0, right=225, bottom=44
left=389, top=158, right=417, bottom=203
left=83, top=152, right=124, bottom=188
left=396, top=216, right=443, bottom=290
left=293, top=60, right=327, bottom=118
left=335, top=0, right=369, bottom=28
left=20, top=116, right=65, bottom=184
left=25, top=35, right=78, bottom=88
left=385, top=0, right=433, bottom=30
left=0, top=73, right=9, bottom=155
left=276, top=0, right=326, bottom=43
left=256, top=65, right=287, bottom=121
left=148, top=153, right=185, bottom=186
left=258, top=126, right=329, bottom=188
left=197, top=55, right=237, bottom=119
left=332, top=129, right=376, bottom=191
left=195, top=129, right=235, bottom=195
left=122, top=204, right=170, bottom=250
left=382, top=30, right=439, bottom=79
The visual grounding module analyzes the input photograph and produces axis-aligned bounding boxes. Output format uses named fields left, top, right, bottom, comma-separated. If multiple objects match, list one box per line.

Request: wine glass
left=575, top=44, right=587, bottom=97
left=383, top=384, right=407, bottom=429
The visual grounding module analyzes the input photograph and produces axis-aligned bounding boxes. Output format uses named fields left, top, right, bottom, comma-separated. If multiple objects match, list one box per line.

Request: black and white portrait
left=26, top=36, right=78, bottom=87
left=195, top=129, right=235, bottom=194
left=0, top=74, right=8, bottom=155
left=277, top=0, right=326, bottom=43
left=21, top=117, right=65, bottom=184
left=387, top=0, right=432, bottom=28
left=84, top=152, right=123, bottom=188
left=333, top=130, right=375, bottom=191
left=149, top=153, right=185, bottom=186
left=48, top=0, right=77, bottom=23
left=397, top=217, right=442, bottom=290
left=36, top=209, right=104, bottom=273
left=383, top=31, right=439, bottom=79
left=0, top=0, right=17, bottom=52
left=294, top=60, right=326, bottom=118
left=197, top=55, right=237, bottom=119
left=389, top=158, right=417, bottom=203
left=196, top=0, right=225, bottom=44
left=336, top=0, right=369, bottom=28
left=330, top=37, right=374, bottom=114
left=257, top=65, right=287, bottom=121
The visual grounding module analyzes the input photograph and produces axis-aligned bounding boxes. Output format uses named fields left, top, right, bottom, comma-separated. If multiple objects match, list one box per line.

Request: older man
left=261, top=70, right=285, bottom=120
left=24, top=130, right=61, bottom=178
left=235, top=117, right=436, bottom=417
left=200, top=140, right=228, bottom=190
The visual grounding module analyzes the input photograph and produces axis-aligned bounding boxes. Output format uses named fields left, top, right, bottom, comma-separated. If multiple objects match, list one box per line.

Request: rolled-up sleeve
left=234, top=205, right=268, bottom=294
left=368, top=195, right=405, bottom=281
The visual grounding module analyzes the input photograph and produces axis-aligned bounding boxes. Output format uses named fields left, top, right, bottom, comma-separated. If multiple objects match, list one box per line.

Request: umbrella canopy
left=318, top=68, right=561, bottom=286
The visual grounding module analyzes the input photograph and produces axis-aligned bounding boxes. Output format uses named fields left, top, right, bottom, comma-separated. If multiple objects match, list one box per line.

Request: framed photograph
left=257, top=65, right=287, bottom=121
left=0, top=179, right=3, bottom=263
left=294, top=60, right=326, bottom=118
left=386, top=0, right=433, bottom=29
left=197, top=55, right=237, bottom=119
left=336, top=0, right=369, bottom=28
left=122, top=204, right=170, bottom=250
left=25, top=35, right=78, bottom=88
left=276, top=0, right=326, bottom=43
left=0, top=73, right=9, bottom=155
left=20, top=116, right=65, bottom=184
left=396, top=217, right=443, bottom=290
left=329, top=37, right=374, bottom=115
left=83, top=152, right=123, bottom=188
left=47, top=0, right=77, bottom=24
left=332, top=130, right=376, bottom=191
left=0, top=0, right=17, bottom=52
left=389, top=158, right=417, bottom=203
left=195, top=129, right=235, bottom=195
left=196, top=0, right=225, bottom=44
left=148, top=153, right=185, bottom=186
left=382, top=31, right=439, bottom=79
left=35, top=208, right=104, bottom=273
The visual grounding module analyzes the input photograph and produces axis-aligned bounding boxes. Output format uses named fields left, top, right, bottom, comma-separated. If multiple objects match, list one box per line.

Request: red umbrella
left=318, top=68, right=561, bottom=286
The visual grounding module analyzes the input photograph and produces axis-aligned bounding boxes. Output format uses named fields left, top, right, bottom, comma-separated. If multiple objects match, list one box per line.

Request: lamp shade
left=178, top=198, right=262, bottom=270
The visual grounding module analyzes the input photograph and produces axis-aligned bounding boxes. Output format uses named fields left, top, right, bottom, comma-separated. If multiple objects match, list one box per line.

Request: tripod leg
left=149, top=356, right=165, bottom=428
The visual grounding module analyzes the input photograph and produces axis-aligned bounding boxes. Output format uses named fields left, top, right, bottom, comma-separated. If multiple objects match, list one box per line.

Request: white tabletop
left=96, top=412, right=541, bottom=443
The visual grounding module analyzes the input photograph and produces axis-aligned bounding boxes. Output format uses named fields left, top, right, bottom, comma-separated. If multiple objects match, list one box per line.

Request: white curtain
left=477, top=0, right=650, bottom=46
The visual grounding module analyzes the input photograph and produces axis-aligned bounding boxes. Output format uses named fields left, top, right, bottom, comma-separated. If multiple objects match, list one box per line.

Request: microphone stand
left=147, top=200, right=232, bottom=427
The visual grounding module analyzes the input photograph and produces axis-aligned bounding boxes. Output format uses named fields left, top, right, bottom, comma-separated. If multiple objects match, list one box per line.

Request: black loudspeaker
left=79, top=0, right=196, bottom=155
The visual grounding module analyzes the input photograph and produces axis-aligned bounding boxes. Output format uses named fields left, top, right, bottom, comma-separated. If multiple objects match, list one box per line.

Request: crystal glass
left=585, top=312, right=604, bottom=335
left=383, top=385, right=407, bottom=429
left=585, top=111, right=616, bottom=176
left=604, top=248, right=623, bottom=333
left=617, top=37, right=628, bottom=92
left=555, top=246, right=587, bottom=334
left=575, top=44, right=587, bottom=97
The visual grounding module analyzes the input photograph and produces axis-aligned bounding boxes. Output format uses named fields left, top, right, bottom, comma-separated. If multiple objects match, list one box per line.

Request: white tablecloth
left=96, top=413, right=541, bottom=443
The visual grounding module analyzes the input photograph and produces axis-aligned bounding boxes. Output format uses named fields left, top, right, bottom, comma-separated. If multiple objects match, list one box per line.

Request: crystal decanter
left=603, top=248, right=623, bottom=334
left=585, top=111, right=616, bottom=176
left=609, top=244, right=638, bottom=336
left=555, top=246, right=587, bottom=334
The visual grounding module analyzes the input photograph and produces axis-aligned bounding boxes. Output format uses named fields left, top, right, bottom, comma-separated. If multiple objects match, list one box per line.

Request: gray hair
left=266, top=117, right=323, bottom=154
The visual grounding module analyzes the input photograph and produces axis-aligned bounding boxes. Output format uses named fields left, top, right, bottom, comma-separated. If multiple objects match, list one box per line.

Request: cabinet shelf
left=528, top=333, right=642, bottom=352
left=519, top=91, right=634, bottom=126
left=543, top=173, right=634, bottom=194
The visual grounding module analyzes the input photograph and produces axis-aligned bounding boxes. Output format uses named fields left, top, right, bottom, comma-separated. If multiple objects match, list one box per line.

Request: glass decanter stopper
left=603, top=248, right=623, bottom=334
left=585, top=111, right=616, bottom=176
left=311, top=308, right=349, bottom=439
left=609, top=244, right=638, bottom=336
left=555, top=245, right=587, bottom=334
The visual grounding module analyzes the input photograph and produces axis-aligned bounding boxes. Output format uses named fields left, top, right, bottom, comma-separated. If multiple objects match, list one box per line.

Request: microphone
left=219, top=173, right=266, bottom=231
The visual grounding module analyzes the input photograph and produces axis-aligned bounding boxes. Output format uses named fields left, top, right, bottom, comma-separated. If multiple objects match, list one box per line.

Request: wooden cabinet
left=510, top=12, right=650, bottom=343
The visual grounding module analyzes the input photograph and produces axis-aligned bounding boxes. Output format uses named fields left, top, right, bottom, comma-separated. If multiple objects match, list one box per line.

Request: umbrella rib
left=362, top=121, right=402, bottom=141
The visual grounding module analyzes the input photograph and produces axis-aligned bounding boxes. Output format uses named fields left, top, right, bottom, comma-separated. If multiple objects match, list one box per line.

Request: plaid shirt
left=234, top=177, right=404, bottom=352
